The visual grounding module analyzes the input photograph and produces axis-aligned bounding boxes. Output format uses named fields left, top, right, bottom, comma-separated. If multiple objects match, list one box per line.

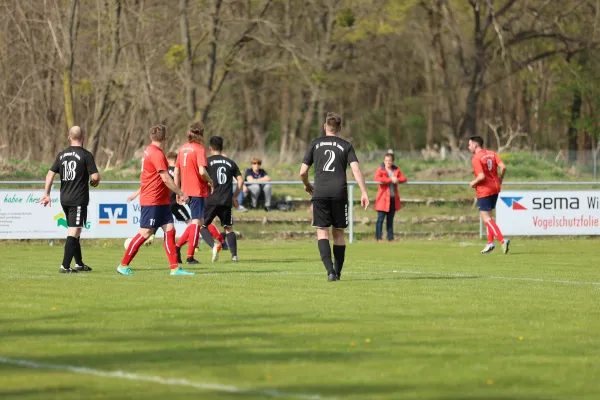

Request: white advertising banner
left=497, top=190, right=600, bottom=235
left=0, top=190, right=189, bottom=239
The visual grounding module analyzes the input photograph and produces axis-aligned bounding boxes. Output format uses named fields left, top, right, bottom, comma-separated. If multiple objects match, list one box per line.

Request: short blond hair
left=250, top=156, right=262, bottom=166
left=68, top=126, right=84, bottom=141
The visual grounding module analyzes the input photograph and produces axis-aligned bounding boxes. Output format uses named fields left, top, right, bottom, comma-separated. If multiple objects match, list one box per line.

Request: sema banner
left=497, top=190, right=600, bottom=235
left=0, top=190, right=189, bottom=239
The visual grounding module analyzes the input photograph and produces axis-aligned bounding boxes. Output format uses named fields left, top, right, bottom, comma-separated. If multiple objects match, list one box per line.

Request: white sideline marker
left=0, top=357, right=327, bottom=400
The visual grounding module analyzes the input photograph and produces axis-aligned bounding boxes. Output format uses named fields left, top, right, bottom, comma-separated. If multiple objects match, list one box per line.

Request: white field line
left=5, top=270, right=600, bottom=286
left=0, top=357, right=328, bottom=400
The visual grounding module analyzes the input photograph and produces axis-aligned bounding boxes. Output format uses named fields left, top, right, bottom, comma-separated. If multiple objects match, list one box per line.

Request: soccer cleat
left=170, top=267, right=195, bottom=276
left=212, top=243, right=222, bottom=262
left=502, top=239, right=511, bottom=255
left=231, top=256, right=239, bottom=262
left=176, top=246, right=183, bottom=264
left=480, top=244, right=495, bottom=254
left=59, top=266, right=77, bottom=274
left=327, top=273, right=339, bottom=282
left=186, top=257, right=200, bottom=264
left=144, top=234, right=155, bottom=246
left=117, top=265, right=133, bottom=275
left=73, top=264, right=92, bottom=272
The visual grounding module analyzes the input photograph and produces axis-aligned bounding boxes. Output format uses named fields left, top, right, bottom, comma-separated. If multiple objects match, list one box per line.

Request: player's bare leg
left=317, top=228, right=337, bottom=281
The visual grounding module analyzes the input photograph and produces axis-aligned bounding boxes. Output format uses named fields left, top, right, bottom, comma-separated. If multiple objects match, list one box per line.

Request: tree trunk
left=179, top=0, right=196, bottom=120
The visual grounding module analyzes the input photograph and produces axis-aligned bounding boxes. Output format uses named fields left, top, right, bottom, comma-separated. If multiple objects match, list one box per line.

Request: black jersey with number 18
left=50, top=146, right=99, bottom=206
left=302, top=136, right=358, bottom=200
left=206, top=155, right=241, bottom=207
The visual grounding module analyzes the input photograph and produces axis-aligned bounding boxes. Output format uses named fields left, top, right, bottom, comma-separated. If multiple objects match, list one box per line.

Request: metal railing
left=2, top=180, right=599, bottom=243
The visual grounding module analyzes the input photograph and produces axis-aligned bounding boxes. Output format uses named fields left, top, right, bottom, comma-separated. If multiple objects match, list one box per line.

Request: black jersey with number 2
left=50, top=146, right=99, bottom=206
left=302, top=136, right=359, bottom=200
left=206, top=155, right=241, bottom=207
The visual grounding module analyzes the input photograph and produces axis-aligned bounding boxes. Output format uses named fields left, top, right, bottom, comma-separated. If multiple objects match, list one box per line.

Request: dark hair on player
left=210, top=136, right=224, bottom=152
left=469, top=136, right=484, bottom=147
left=384, top=153, right=395, bottom=161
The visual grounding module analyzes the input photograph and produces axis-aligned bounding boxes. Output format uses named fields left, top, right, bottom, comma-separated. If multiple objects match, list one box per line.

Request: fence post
left=348, top=183, right=354, bottom=244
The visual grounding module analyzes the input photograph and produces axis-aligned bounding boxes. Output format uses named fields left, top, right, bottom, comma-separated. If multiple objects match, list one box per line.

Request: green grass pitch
left=1, top=239, right=600, bottom=399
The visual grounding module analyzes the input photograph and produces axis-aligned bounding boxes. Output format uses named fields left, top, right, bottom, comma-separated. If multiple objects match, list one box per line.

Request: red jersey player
left=468, top=135, right=510, bottom=254
left=117, top=125, right=194, bottom=276
left=173, top=122, right=215, bottom=264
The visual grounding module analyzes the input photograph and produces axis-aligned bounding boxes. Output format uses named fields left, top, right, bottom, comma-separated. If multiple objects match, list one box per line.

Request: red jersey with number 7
left=176, top=142, right=208, bottom=197
left=140, top=144, right=170, bottom=206
left=471, top=149, right=503, bottom=198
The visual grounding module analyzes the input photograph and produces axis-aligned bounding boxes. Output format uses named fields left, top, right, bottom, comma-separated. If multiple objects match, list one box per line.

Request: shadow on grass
left=346, top=276, right=481, bottom=282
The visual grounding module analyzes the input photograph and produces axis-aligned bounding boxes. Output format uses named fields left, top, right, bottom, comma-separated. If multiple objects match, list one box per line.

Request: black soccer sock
left=62, top=236, right=78, bottom=269
left=200, top=227, right=216, bottom=248
left=226, top=232, right=238, bottom=257
left=74, top=236, right=83, bottom=266
left=333, top=245, right=346, bottom=276
left=318, top=239, right=334, bottom=275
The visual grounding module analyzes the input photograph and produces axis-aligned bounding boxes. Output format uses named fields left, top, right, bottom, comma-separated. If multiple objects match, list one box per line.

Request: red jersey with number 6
left=140, top=144, right=170, bottom=206
left=471, top=149, right=503, bottom=198
left=176, top=142, right=208, bottom=197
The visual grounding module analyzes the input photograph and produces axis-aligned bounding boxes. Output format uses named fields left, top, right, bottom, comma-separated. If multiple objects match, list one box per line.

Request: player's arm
left=350, top=161, right=369, bottom=210
left=233, top=175, right=244, bottom=198
left=470, top=172, right=485, bottom=188
left=127, top=188, right=141, bottom=203
left=498, top=162, right=506, bottom=183
left=38, top=170, right=57, bottom=207
left=198, top=165, right=214, bottom=190
left=174, top=167, right=181, bottom=187
left=299, top=163, right=313, bottom=195
left=159, top=170, right=187, bottom=201
left=469, top=158, right=485, bottom=188
left=259, top=171, right=271, bottom=182
left=90, top=172, right=101, bottom=187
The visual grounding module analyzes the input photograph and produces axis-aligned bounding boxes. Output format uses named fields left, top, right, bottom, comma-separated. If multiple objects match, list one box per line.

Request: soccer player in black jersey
left=300, top=113, right=369, bottom=281
left=38, top=126, right=101, bottom=273
left=201, top=136, right=244, bottom=262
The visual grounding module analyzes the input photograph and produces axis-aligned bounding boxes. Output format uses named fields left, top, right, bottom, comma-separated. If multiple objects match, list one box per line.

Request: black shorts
left=203, top=205, right=233, bottom=227
left=312, top=199, right=348, bottom=229
left=170, top=204, right=191, bottom=222
left=61, top=205, right=88, bottom=228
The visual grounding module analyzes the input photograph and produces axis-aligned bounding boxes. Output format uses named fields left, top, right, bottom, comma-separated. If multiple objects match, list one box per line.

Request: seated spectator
left=245, top=156, right=272, bottom=211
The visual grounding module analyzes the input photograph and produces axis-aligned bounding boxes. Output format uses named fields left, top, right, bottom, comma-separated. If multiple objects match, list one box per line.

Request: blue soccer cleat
left=170, top=267, right=195, bottom=276
left=117, top=265, right=134, bottom=275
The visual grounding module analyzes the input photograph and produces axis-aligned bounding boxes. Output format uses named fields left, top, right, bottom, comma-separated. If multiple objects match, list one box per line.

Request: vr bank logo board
left=99, top=204, right=128, bottom=225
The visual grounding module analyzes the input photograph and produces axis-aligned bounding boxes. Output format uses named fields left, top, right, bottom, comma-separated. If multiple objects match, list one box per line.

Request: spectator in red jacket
left=374, top=153, right=407, bottom=242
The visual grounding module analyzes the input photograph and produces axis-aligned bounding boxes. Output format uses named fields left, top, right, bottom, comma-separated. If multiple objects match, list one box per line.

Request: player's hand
left=360, top=192, right=369, bottom=210
left=391, top=177, right=399, bottom=184
left=37, top=194, right=51, bottom=207
left=127, top=194, right=136, bottom=203
left=233, top=197, right=240, bottom=208
left=180, top=193, right=190, bottom=204
left=144, top=234, right=155, bottom=246
left=208, top=181, right=214, bottom=194
left=469, top=180, right=476, bottom=188
left=90, top=179, right=99, bottom=187
left=304, top=183, right=313, bottom=195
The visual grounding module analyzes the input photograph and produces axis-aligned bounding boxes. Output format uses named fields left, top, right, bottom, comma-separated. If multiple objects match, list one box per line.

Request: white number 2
left=323, top=150, right=336, bottom=172
left=62, top=160, right=77, bottom=180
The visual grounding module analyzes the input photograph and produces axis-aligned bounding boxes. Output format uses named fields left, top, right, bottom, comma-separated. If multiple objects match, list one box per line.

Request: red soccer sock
left=486, top=220, right=505, bottom=244
left=187, top=224, right=200, bottom=258
left=176, top=224, right=192, bottom=248
left=121, top=233, right=147, bottom=266
left=208, top=223, right=224, bottom=243
left=164, top=229, right=179, bottom=269
left=486, top=224, right=494, bottom=244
